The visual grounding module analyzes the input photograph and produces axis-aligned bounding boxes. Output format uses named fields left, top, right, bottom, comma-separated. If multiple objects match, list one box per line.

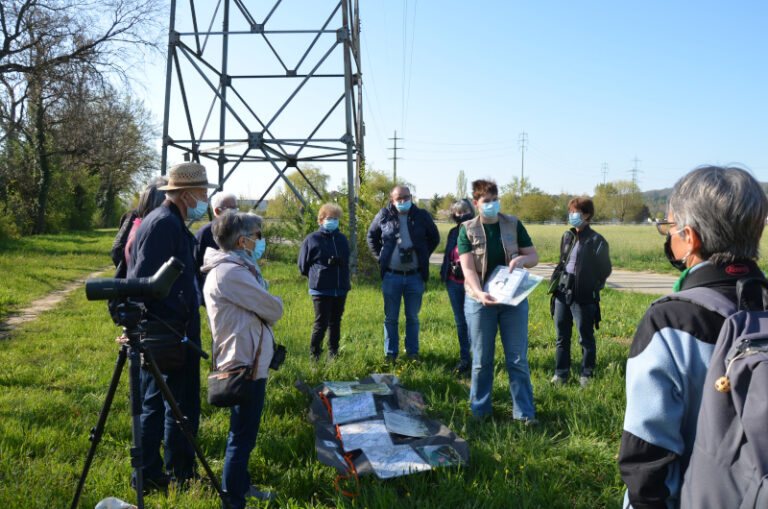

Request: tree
left=516, top=192, right=557, bottom=222
left=612, top=180, right=644, bottom=222
left=592, top=182, right=618, bottom=221
left=456, top=170, right=467, bottom=199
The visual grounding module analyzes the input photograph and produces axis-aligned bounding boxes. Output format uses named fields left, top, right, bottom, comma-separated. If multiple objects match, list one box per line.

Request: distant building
left=239, top=199, right=269, bottom=212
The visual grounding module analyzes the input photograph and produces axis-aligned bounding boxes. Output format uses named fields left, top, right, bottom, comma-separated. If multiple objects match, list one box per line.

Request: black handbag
left=207, top=365, right=253, bottom=407
left=206, top=324, right=263, bottom=408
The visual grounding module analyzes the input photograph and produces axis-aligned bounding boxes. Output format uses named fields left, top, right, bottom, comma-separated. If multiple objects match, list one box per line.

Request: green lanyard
left=673, top=267, right=692, bottom=293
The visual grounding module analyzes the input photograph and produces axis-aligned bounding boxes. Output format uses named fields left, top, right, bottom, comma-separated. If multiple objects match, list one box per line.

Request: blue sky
left=136, top=1, right=768, bottom=200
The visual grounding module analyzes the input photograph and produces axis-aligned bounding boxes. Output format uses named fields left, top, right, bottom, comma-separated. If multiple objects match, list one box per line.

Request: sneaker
left=310, top=355, right=320, bottom=368
left=453, top=360, right=471, bottom=377
left=579, top=376, right=591, bottom=388
left=518, top=417, right=538, bottom=426
left=327, top=350, right=338, bottom=362
left=247, top=485, right=276, bottom=501
left=406, top=353, right=421, bottom=365
left=550, top=375, right=566, bottom=386
left=385, top=354, right=397, bottom=365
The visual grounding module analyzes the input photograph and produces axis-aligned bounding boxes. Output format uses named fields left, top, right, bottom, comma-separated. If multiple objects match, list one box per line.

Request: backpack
left=663, top=278, right=768, bottom=509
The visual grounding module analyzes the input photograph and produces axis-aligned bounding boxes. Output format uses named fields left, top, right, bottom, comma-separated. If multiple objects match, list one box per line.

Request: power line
left=601, top=162, right=609, bottom=184
left=629, top=155, right=642, bottom=186
left=388, top=130, right=404, bottom=183
left=403, top=0, right=418, bottom=134
left=400, top=0, right=408, bottom=135
left=518, top=131, right=528, bottom=183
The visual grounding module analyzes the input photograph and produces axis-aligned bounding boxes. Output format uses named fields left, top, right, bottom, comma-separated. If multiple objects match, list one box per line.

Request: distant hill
left=643, top=183, right=768, bottom=218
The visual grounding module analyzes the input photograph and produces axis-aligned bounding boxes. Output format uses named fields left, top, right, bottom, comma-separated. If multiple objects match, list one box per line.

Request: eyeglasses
left=655, top=220, right=677, bottom=236
left=245, top=232, right=262, bottom=241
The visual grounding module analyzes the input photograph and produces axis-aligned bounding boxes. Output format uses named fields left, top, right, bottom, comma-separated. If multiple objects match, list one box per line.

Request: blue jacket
left=127, top=201, right=201, bottom=345
left=194, top=221, right=218, bottom=296
left=298, top=227, right=351, bottom=293
left=366, top=203, right=440, bottom=282
left=618, top=260, right=764, bottom=509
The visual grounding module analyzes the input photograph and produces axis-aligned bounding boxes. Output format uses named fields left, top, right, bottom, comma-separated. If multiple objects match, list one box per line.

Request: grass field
left=0, top=232, right=659, bottom=508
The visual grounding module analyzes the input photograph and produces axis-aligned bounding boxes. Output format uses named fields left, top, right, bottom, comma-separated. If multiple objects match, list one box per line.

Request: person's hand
left=478, top=291, right=498, bottom=306
left=508, top=256, right=526, bottom=270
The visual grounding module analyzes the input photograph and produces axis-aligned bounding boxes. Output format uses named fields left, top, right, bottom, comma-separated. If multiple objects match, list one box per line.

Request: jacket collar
left=680, top=259, right=763, bottom=291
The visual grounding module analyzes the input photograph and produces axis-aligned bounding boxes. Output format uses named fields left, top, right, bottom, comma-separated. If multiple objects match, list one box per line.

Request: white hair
left=211, top=192, right=238, bottom=213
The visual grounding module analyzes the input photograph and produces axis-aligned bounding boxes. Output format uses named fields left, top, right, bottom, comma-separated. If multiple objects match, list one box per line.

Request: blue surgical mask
left=186, top=194, right=208, bottom=220
left=395, top=200, right=412, bottom=213
left=569, top=212, right=584, bottom=228
left=480, top=201, right=501, bottom=219
left=248, top=238, right=266, bottom=261
left=323, top=219, right=339, bottom=231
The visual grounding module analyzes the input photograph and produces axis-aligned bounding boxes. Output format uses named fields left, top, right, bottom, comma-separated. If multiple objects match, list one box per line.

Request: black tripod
left=70, top=301, right=229, bottom=509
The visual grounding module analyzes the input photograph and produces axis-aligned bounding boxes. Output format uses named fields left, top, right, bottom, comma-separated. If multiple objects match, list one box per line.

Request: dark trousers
left=553, top=291, right=597, bottom=378
left=137, top=350, right=201, bottom=482
left=310, top=294, right=347, bottom=357
left=222, top=378, right=266, bottom=509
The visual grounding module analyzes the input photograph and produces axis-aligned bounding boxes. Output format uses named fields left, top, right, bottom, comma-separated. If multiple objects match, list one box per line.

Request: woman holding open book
left=458, top=179, right=539, bottom=423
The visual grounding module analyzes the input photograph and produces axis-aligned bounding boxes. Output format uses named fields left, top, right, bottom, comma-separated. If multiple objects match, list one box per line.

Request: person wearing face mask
left=298, top=203, right=351, bottom=364
left=549, top=197, right=611, bottom=388
left=195, top=192, right=238, bottom=298
left=126, top=162, right=216, bottom=490
left=201, top=211, right=283, bottom=507
left=440, top=199, right=476, bottom=376
left=366, top=185, right=440, bottom=363
left=458, top=179, right=539, bottom=423
left=618, top=166, right=767, bottom=509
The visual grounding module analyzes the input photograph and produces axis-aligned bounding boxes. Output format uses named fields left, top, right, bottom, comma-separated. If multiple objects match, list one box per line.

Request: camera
left=398, top=247, right=414, bottom=264
left=449, top=261, right=464, bottom=280
left=269, top=344, right=287, bottom=370
left=327, top=256, right=341, bottom=266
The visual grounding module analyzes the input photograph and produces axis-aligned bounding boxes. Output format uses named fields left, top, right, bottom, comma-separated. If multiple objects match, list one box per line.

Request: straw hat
left=158, top=163, right=217, bottom=190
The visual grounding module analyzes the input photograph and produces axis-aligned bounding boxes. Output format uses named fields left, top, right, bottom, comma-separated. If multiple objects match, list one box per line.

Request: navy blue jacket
left=194, top=221, right=218, bottom=293
left=366, top=203, right=440, bottom=282
left=127, top=201, right=201, bottom=345
left=298, top=227, right=351, bottom=292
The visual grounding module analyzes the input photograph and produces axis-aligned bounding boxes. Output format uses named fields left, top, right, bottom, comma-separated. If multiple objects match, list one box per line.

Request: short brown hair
left=318, top=203, right=343, bottom=221
left=472, top=179, right=498, bottom=201
left=568, top=197, right=594, bottom=220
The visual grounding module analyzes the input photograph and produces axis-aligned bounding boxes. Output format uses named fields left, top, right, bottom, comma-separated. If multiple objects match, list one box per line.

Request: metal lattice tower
left=160, top=0, right=364, bottom=272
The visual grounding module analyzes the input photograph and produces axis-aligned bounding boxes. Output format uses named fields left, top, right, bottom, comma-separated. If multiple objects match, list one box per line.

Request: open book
left=483, top=266, right=545, bottom=306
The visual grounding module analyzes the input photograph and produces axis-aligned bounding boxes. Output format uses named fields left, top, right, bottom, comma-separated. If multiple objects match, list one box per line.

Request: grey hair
left=450, top=199, right=475, bottom=223
left=138, top=176, right=169, bottom=218
left=669, top=165, right=768, bottom=264
left=165, top=189, right=182, bottom=200
left=212, top=211, right=264, bottom=251
left=211, top=192, right=237, bottom=212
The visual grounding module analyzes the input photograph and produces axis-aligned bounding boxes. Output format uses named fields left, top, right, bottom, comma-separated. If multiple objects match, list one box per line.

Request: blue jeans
left=464, top=297, right=535, bottom=419
left=223, top=378, right=267, bottom=509
left=553, top=292, right=597, bottom=378
left=445, top=280, right=471, bottom=364
left=382, top=271, right=424, bottom=357
left=138, top=351, right=201, bottom=482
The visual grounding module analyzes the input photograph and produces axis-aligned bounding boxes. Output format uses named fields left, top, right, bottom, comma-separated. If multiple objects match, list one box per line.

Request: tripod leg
left=143, top=348, right=231, bottom=509
left=127, top=343, right=145, bottom=509
left=70, top=345, right=128, bottom=509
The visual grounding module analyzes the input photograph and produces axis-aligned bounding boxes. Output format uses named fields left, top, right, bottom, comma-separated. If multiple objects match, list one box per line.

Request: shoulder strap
left=653, top=287, right=737, bottom=318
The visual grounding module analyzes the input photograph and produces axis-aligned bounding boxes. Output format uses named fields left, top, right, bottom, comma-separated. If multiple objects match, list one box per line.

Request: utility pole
left=518, top=131, right=528, bottom=184
left=601, top=162, right=609, bottom=185
left=388, top=130, right=403, bottom=183
left=629, top=155, right=641, bottom=186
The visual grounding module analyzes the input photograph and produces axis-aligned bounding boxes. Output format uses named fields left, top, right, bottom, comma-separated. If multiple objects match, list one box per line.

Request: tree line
left=0, top=0, right=163, bottom=238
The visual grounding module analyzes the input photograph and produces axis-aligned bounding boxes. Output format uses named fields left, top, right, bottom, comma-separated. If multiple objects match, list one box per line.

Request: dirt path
left=0, top=268, right=110, bottom=340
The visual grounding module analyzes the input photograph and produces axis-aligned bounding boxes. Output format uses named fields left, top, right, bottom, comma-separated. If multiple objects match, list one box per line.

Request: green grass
left=0, top=230, right=115, bottom=318
left=0, top=240, right=657, bottom=508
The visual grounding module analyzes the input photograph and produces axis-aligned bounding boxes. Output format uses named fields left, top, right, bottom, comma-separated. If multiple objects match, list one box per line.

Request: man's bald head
left=390, top=186, right=412, bottom=214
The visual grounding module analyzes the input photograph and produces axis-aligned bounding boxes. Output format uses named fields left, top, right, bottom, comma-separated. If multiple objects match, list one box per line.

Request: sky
left=134, top=0, right=768, bottom=201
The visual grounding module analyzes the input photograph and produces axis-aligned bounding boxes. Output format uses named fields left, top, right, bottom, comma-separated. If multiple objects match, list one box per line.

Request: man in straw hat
left=127, top=162, right=217, bottom=490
